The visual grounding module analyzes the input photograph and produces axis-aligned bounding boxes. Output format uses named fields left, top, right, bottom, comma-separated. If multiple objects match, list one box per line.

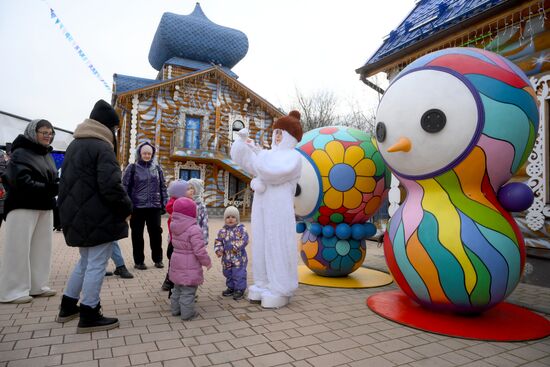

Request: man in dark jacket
left=56, top=99, right=132, bottom=333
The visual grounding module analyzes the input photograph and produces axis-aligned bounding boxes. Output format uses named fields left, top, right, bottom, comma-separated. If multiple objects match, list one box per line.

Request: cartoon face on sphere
left=294, top=126, right=390, bottom=276
left=375, top=48, right=539, bottom=313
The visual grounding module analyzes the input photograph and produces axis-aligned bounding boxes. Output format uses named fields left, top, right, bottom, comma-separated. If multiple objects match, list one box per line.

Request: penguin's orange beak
left=387, top=137, right=412, bottom=153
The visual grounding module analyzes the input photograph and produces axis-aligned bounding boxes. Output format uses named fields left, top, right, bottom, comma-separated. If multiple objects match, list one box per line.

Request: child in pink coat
left=169, top=197, right=212, bottom=320
left=162, top=179, right=189, bottom=291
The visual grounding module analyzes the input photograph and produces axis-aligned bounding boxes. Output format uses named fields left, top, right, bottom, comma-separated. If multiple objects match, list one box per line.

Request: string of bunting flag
left=42, top=0, right=111, bottom=92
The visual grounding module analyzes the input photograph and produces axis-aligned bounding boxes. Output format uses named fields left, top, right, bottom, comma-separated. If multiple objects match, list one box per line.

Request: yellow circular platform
left=298, top=265, right=393, bottom=289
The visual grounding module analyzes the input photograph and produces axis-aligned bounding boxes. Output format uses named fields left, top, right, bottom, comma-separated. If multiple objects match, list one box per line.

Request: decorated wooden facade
left=357, top=0, right=550, bottom=250
left=112, top=4, right=283, bottom=215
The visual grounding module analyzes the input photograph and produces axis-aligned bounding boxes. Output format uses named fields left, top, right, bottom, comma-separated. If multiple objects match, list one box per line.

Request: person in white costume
left=230, top=111, right=303, bottom=308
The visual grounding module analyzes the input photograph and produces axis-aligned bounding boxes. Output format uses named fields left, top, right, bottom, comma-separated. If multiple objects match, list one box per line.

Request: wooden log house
left=112, top=3, right=283, bottom=216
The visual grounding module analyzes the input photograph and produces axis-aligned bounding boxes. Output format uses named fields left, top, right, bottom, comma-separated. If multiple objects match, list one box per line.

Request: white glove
left=250, top=178, right=266, bottom=193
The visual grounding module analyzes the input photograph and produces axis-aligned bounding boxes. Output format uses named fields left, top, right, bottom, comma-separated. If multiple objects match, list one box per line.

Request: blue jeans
left=64, top=242, right=113, bottom=307
left=111, top=242, right=125, bottom=268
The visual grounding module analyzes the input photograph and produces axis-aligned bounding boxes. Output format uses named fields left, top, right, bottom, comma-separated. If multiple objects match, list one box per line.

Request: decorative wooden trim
left=129, top=94, right=139, bottom=164
left=388, top=173, right=401, bottom=217
left=116, top=67, right=284, bottom=119
left=362, top=0, right=543, bottom=77
left=526, top=75, right=550, bottom=231
left=174, top=160, right=206, bottom=181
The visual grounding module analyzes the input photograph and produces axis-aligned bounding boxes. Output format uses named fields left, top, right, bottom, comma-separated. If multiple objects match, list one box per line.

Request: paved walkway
left=0, top=218, right=549, bottom=367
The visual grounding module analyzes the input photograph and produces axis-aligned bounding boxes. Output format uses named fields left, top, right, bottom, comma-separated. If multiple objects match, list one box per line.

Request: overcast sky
left=0, top=0, right=413, bottom=131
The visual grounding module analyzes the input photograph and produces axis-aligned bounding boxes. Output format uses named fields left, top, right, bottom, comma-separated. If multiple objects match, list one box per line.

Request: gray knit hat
left=223, top=206, right=240, bottom=223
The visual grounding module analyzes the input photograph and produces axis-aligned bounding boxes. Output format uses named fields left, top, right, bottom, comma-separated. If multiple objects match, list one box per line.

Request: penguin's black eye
left=295, top=184, right=301, bottom=197
left=421, top=109, right=446, bottom=133
left=375, top=122, right=386, bottom=142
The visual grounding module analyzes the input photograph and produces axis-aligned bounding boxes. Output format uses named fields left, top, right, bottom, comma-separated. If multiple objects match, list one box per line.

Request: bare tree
left=340, top=99, right=377, bottom=133
left=292, top=89, right=338, bottom=132
left=289, top=88, right=377, bottom=134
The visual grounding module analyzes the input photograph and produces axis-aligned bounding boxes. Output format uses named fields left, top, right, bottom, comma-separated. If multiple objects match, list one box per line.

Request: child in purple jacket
left=169, top=197, right=211, bottom=320
left=214, top=206, right=249, bottom=300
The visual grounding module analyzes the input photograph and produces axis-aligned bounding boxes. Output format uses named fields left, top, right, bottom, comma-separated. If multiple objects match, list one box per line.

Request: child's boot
left=233, top=290, right=244, bottom=300
left=222, top=288, right=234, bottom=297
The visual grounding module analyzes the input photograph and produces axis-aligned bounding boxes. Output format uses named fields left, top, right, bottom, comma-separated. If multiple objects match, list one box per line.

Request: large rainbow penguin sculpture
left=375, top=48, right=538, bottom=313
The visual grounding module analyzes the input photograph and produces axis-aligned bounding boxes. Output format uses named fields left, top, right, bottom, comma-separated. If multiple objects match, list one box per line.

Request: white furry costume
left=230, top=128, right=302, bottom=308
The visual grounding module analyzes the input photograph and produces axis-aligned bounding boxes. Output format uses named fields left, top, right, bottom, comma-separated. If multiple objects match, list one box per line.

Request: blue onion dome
left=148, top=3, right=249, bottom=71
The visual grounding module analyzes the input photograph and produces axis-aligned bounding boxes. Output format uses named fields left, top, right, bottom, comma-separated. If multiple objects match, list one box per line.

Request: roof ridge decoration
left=148, top=2, right=249, bottom=71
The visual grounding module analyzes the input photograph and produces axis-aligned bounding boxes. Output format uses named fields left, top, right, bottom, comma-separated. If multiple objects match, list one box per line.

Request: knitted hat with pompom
left=273, top=110, right=303, bottom=142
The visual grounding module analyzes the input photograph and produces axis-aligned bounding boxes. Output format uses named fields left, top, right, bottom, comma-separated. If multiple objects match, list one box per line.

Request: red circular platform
left=367, top=290, right=550, bottom=341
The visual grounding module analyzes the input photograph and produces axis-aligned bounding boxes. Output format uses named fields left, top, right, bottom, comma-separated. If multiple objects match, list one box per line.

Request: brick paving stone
left=245, top=343, right=277, bottom=357
left=409, top=356, right=456, bottom=367
left=14, top=336, right=63, bottom=350
left=6, top=354, right=61, bottom=367
left=28, top=346, right=49, bottom=358
left=340, top=347, right=373, bottom=361
left=98, top=356, right=131, bottom=367
left=321, top=338, right=362, bottom=353
left=0, top=219, right=549, bottom=367
left=147, top=346, right=193, bottom=363
left=413, top=342, right=454, bottom=357
left=156, top=339, right=183, bottom=350
left=247, top=351, right=294, bottom=367
left=191, top=355, right=211, bottom=367
left=62, top=350, right=94, bottom=365
left=124, top=335, right=143, bottom=346
left=268, top=340, right=290, bottom=352
left=111, top=343, right=157, bottom=358
left=282, top=335, right=321, bottom=349
left=508, top=345, right=549, bottom=361
left=206, top=348, right=252, bottom=364
left=439, top=351, right=477, bottom=365
left=92, top=349, right=112, bottom=360
left=306, top=352, right=353, bottom=367
left=139, top=331, right=180, bottom=343
left=60, top=361, right=98, bottom=367
left=285, top=347, right=317, bottom=360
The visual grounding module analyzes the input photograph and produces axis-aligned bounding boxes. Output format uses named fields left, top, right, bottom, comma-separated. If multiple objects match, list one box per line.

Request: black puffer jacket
left=2, top=135, right=58, bottom=218
left=58, top=119, right=132, bottom=247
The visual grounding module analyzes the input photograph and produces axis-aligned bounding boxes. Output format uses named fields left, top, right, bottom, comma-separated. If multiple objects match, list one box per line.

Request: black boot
left=77, top=303, right=119, bottom=334
left=56, top=295, right=79, bottom=323
left=233, top=290, right=245, bottom=300
left=222, top=288, right=234, bottom=297
left=113, top=265, right=134, bottom=279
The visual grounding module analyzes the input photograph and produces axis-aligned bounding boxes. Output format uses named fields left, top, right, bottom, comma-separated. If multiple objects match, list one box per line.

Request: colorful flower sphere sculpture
left=294, top=126, right=390, bottom=276
left=375, top=48, right=538, bottom=313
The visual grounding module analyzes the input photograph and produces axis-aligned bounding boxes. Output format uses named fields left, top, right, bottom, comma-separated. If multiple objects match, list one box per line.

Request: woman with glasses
left=0, top=119, right=59, bottom=303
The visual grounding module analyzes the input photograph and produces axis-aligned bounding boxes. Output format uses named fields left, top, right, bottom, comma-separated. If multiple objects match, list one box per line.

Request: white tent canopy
left=0, top=111, right=73, bottom=151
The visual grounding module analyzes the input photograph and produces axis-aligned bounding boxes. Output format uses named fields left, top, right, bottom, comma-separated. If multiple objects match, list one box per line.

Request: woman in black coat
left=0, top=119, right=58, bottom=304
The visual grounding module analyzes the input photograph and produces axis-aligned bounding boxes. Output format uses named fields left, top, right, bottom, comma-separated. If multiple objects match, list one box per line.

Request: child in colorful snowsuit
left=169, top=197, right=211, bottom=320
left=187, top=178, right=209, bottom=245
left=214, top=206, right=249, bottom=300
left=162, top=179, right=189, bottom=291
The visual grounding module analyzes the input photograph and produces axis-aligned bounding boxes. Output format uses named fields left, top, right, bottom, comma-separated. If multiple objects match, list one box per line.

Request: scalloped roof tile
left=148, top=3, right=249, bottom=71
left=165, top=57, right=238, bottom=78
left=361, top=0, right=508, bottom=69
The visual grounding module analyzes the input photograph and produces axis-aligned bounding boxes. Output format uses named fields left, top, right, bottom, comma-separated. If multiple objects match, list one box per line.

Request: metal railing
left=171, top=127, right=232, bottom=155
